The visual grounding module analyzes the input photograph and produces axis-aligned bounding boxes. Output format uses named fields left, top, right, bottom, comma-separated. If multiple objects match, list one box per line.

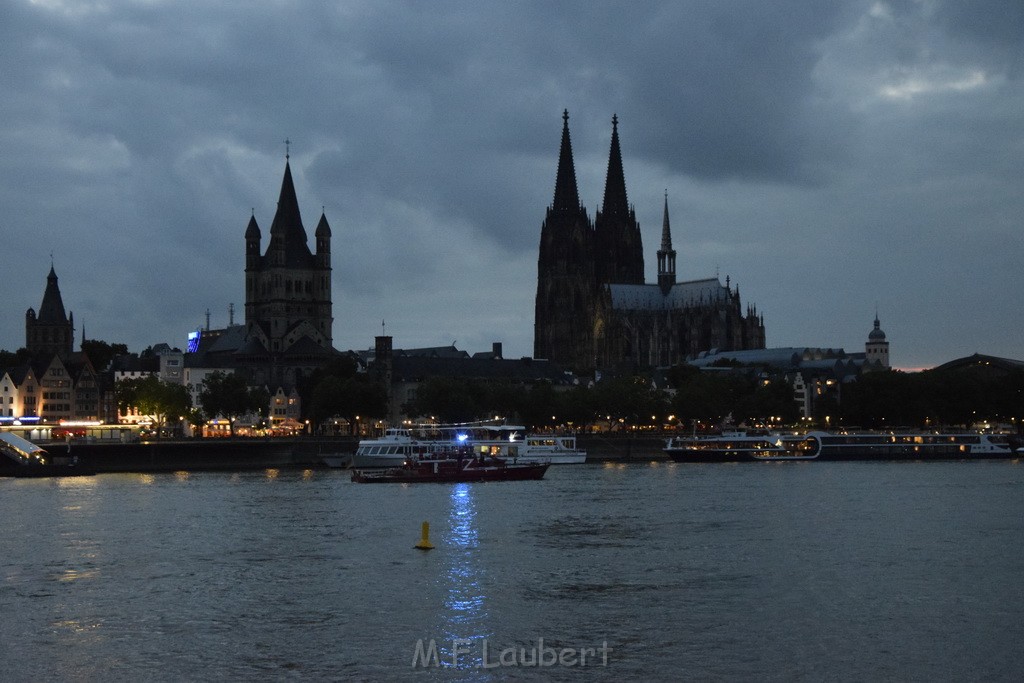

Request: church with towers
left=228, top=152, right=338, bottom=388
left=535, top=111, right=766, bottom=372
left=243, top=155, right=334, bottom=361
left=25, top=265, right=75, bottom=361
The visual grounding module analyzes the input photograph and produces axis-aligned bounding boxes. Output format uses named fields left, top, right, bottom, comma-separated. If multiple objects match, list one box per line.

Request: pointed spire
left=869, top=310, right=886, bottom=341
left=269, top=161, right=305, bottom=240
left=601, top=114, right=629, bottom=217
left=315, top=211, right=331, bottom=238
left=552, top=109, right=581, bottom=212
left=266, top=159, right=313, bottom=265
left=660, top=190, right=672, bottom=251
left=245, top=213, right=261, bottom=239
left=38, top=265, right=69, bottom=323
left=657, top=190, right=677, bottom=294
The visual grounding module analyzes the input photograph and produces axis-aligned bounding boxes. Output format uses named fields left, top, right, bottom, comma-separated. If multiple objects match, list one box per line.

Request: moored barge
left=664, top=431, right=1015, bottom=462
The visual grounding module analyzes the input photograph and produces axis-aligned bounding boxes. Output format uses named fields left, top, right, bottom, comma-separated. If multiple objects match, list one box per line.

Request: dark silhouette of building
left=26, top=265, right=74, bottom=360
left=535, top=111, right=766, bottom=372
left=16, top=267, right=101, bottom=421
left=245, top=157, right=333, bottom=351
left=865, top=313, right=889, bottom=368
left=238, top=155, right=338, bottom=386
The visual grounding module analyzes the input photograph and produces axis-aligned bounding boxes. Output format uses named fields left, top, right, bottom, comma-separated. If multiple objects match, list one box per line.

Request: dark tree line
left=299, top=358, right=388, bottom=430
left=396, top=364, right=1023, bottom=432
left=839, top=367, right=1024, bottom=428
left=400, top=369, right=800, bottom=430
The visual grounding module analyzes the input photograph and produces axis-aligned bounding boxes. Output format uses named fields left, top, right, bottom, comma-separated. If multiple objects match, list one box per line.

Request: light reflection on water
left=439, top=483, right=492, bottom=669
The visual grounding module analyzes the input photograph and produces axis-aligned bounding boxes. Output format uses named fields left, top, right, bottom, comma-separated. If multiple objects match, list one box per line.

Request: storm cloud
left=2, top=0, right=1022, bottom=368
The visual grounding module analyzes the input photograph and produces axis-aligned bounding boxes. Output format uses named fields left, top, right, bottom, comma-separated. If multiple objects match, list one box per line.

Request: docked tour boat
left=664, top=432, right=818, bottom=462
left=804, top=431, right=1013, bottom=460
left=664, top=430, right=1016, bottom=462
left=351, top=447, right=549, bottom=483
left=349, top=422, right=585, bottom=468
left=521, top=434, right=587, bottom=464
left=0, top=432, right=96, bottom=478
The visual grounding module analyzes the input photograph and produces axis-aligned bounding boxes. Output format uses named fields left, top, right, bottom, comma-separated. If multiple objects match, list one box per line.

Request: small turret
left=245, top=213, right=261, bottom=267
left=315, top=211, right=331, bottom=263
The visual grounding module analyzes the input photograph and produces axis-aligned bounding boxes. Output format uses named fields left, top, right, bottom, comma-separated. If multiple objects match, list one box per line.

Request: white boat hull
left=349, top=452, right=407, bottom=468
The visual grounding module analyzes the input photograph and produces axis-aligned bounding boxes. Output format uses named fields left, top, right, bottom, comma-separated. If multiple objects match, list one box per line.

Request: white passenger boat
left=521, top=434, right=587, bottom=464
left=805, top=431, right=1013, bottom=460
left=349, top=422, right=586, bottom=468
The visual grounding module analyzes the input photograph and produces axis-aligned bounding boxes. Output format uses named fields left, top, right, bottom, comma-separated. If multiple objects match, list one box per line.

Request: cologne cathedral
left=534, top=111, right=766, bottom=372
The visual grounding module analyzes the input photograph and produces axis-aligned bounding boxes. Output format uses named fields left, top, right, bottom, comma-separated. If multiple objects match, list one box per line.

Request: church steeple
left=244, top=151, right=334, bottom=359
left=26, top=265, right=74, bottom=359
left=866, top=311, right=890, bottom=369
left=657, top=191, right=676, bottom=294
left=552, top=109, right=581, bottom=212
left=601, top=114, right=629, bottom=217
left=38, top=265, right=69, bottom=324
left=266, top=160, right=313, bottom=266
left=594, top=114, right=643, bottom=285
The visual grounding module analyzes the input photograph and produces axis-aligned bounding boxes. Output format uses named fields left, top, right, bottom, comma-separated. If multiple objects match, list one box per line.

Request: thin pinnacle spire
left=660, top=190, right=672, bottom=251
left=657, top=190, right=676, bottom=293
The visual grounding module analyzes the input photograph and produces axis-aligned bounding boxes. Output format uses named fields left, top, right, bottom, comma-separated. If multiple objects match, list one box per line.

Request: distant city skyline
left=2, top=1, right=1022, bottom=369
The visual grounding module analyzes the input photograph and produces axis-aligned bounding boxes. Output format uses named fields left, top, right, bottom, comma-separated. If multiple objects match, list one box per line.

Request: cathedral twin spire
left=593, top=113, right=644, bottom=285
left=552, top=110, right=582, bottom=213
left=600, top=115, right=630, bottom=218
left=537, top=110, right=765, bottom=369
left=545, top=109, right=664, bottom=288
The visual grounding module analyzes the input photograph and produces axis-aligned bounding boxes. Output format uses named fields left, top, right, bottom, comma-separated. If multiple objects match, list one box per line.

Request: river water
left=2, top=460, right=1023, bottom=681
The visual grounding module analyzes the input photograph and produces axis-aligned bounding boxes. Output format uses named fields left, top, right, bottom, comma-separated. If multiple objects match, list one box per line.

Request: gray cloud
left=1, top=0, right=1022, bottom=368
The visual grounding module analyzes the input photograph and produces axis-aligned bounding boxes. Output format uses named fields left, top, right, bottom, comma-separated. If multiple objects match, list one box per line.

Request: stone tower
left=534, top=110, right=596, bottom=366
left=243, top=158, right=333, bottom=354
left=26, top=265, right=74, bottom=359
left=865, top=313, right=890, bottom=368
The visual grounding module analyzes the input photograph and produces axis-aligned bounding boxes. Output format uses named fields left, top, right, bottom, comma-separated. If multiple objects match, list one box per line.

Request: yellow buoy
left=414, top=521, right=435, bottom=550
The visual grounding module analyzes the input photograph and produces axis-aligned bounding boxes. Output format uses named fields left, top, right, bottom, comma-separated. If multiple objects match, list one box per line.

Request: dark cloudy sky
left=2, top=0, right=1022, bottom=369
